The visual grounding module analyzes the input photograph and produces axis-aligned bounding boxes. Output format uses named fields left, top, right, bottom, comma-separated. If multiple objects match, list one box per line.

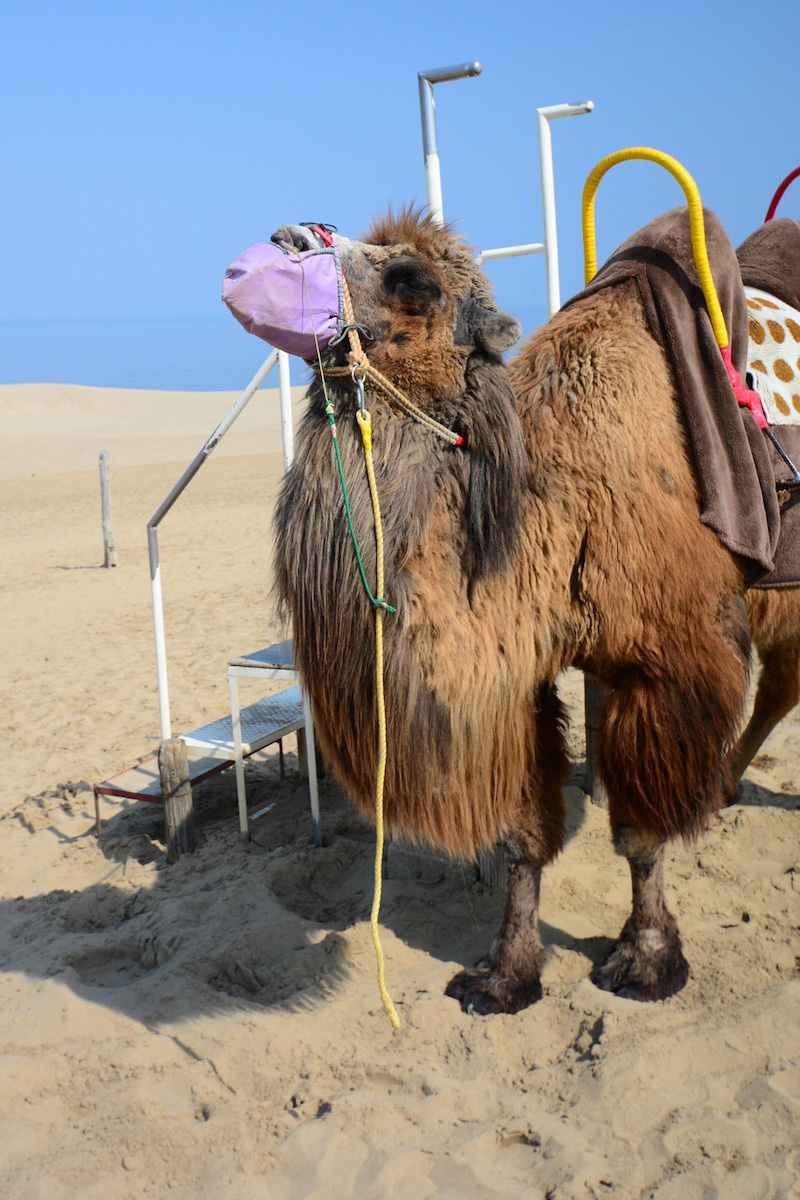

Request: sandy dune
left=0, top=383, right=797, bottom=1199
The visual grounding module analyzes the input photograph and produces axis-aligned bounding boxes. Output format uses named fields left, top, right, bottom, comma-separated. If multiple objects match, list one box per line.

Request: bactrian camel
left=270, top=209, right=795, bottom=1014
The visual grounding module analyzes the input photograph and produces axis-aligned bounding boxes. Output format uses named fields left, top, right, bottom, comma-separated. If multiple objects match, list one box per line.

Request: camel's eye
left=382, top=258, right=442, bottom=310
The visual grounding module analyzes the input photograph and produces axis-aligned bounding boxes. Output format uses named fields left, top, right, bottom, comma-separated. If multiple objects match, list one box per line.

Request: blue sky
left=3, top=0, right=797, bottom=391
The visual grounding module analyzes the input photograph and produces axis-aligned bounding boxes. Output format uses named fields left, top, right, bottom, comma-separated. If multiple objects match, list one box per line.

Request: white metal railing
left=417, top=64, right=592, bottom=315
left=474, top=242, right=545, bottom=266
left=148, top=347, right=291, bottom=739
left=537, top=101, right=594, bottom=314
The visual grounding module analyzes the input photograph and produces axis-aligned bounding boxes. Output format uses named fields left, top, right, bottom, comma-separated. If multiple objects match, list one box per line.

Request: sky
left=3, top=0, right=798, bottom=392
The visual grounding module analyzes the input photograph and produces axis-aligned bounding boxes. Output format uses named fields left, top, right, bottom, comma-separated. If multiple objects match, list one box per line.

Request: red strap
left=720, top=344, right=768, bottom=429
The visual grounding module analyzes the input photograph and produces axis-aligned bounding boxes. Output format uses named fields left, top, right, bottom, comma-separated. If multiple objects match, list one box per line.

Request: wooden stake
left=158, top=738, right=197, bottom=862
left=99, top=450, right=119, bottom=567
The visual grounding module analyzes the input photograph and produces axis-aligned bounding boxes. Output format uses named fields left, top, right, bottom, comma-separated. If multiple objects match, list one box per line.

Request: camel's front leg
left=446, top=686, right=569, bottom=1015
left=591, top=826, right=689, bottom=1000
left=445, top=855, right=546, bottom=1015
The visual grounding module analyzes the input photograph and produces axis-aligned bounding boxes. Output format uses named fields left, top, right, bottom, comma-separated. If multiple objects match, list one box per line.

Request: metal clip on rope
left=354, top=371, right=367, bottom=418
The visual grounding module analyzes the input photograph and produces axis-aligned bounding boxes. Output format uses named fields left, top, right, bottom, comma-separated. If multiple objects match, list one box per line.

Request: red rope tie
left=765, top=167, right=800, bottom=222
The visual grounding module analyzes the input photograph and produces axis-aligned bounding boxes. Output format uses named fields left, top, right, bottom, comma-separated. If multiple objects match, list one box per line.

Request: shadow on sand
left=4, top=750, right=794, bottom=1028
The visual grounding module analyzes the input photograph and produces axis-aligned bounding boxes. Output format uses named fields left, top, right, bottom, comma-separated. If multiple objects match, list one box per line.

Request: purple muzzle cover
left=222, top=240, right=342, bottom=358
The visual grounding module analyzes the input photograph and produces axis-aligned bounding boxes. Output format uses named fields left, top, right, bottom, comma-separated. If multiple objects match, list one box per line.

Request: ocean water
left=0, top=300, right=547, bottom=392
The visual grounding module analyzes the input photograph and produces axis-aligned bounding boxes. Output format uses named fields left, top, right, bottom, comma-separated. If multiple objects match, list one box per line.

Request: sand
left=0, top=381, right=798, bottom=1200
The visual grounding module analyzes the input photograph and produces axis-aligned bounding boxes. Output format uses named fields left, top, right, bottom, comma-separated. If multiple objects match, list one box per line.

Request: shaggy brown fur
left=273, top=210, right=752, bottom=1014
left=509, top=282, right=749, bottom=842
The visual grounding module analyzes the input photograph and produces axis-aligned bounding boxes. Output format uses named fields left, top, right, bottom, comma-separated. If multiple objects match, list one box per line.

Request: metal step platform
left=93, top=683, right=318, bottom=841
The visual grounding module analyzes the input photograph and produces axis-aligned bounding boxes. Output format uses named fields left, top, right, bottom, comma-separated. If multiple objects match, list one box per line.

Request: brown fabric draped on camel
left=737, top=217, right=800, bottom=589
left=563, top=207, right=781, bottom=584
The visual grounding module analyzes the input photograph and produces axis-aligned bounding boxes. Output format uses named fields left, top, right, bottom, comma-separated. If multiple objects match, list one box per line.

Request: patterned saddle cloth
left=745, top=286, right=800, bottom=425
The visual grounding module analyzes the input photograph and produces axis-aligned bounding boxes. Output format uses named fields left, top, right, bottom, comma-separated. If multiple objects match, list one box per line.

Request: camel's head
left=269, top=209, right=527, bottom=586
left=270, top=208, right=522, bottom=406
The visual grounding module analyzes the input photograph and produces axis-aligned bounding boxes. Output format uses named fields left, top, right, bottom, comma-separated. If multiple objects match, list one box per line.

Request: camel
left=269, top=208, right=792, bottom=1014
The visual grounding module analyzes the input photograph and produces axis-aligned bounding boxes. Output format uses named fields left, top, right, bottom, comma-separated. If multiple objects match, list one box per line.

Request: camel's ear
left=475, top=312, right=522, bottom=355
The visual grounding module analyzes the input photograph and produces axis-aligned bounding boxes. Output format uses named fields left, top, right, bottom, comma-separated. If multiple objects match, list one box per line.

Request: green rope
left=326, top=403, right=396, bottom=614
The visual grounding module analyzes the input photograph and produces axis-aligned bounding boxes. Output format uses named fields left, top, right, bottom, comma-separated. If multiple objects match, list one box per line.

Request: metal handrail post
left=418, top=62, right=482, bottom=226
left=148, top=523, right=171, bottom=739
left=278, top=350, right=294, bottom=471
left=537, top=101, right=594, bottom=316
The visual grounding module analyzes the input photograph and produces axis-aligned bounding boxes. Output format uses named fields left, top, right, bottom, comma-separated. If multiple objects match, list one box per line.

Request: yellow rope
left=301, top=257, right=399, bottom=1028
left=302, top=250, right=400, bottom=1028
left=356, top=408, right=401, bottom=1031
left=581, top=147, right=730, bottom=349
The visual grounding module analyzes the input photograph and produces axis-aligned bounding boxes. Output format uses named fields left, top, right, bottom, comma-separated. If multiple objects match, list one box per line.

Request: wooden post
left=158, top=738, right=197, bottom=862
left=584, top=677, right=609, bottom=807
left=99, top=450, right=119, bottom=567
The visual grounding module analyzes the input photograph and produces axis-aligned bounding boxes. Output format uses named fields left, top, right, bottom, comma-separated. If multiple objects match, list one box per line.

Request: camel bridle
left=302, top=227, right=465, bottom=448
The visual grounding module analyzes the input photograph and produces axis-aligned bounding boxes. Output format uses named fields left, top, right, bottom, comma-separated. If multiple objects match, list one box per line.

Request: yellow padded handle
left=582, top=147, right=729, bottom=349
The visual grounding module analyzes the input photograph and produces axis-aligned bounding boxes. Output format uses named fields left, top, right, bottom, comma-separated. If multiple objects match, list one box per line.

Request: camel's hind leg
left=593, top=602, right=749, bottom=1000
left=445, top=687, right=569, bottom=1015
left=591, top=826, right=689, bottom=1000
left=728, top=641, right=800, bottom=794
left=731, top=588, right=800, bottom=793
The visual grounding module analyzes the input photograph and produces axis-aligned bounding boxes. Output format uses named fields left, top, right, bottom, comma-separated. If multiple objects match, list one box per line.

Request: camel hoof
left=590, top=929, right=689, bottom=1001
left=444, top=962, right=543, bottom=1015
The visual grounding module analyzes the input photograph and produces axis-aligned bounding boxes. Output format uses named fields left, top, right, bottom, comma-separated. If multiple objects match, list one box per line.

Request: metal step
left=182, top=686, right=304, bottom=758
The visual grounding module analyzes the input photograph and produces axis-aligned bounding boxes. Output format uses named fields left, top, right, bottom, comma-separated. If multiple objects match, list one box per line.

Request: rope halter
left=313, top=248, right=465, bottom=449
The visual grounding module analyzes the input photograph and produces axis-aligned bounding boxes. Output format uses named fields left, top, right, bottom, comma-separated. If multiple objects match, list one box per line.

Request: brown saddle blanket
left=563, top=208, right=800, bottom=588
